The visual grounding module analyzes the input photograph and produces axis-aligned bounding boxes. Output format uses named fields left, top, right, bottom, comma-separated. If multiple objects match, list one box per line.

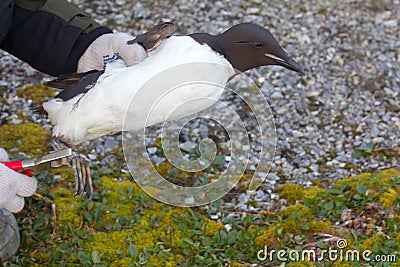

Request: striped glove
left=77, top=32, right=148, bottom=72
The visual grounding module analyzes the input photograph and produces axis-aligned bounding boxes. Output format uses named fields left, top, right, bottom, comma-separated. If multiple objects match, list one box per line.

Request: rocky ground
left=0, top=0, right=399, bottom=217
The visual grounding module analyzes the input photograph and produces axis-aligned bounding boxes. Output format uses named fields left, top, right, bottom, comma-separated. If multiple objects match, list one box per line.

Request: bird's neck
left=189, top=33, right=226, bottom=59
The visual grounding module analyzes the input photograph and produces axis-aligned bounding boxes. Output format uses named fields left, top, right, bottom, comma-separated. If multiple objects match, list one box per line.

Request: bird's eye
left=254, top=42, right=263, bottom=48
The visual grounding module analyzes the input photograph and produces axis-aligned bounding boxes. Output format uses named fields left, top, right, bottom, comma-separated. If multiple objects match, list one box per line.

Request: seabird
left=44, top=23, right=304, bottom=145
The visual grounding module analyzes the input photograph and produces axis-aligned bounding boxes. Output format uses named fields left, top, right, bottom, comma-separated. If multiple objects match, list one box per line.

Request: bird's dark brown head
left=190, top=23, right=304, bottom=74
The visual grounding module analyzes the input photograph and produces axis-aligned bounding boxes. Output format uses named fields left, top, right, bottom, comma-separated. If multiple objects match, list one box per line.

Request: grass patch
left=0, top=121, right=398, bottom=266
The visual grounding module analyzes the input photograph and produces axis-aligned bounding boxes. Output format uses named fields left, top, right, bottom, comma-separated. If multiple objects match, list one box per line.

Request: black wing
left=45, top=70, right=104, bottom=101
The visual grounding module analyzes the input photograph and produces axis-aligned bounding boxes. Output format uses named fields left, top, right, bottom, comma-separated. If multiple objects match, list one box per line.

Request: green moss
left=288, top=261, right=317, bottom=267
left=147, top=254, right=183, bottom=267
left=356, top=234, right=386, bottom=250
left=53, top=167, right=399, bottom=265
left=3, top=137, right=398, bottom=267
left=203, top=218, right=225, bottom=236
left=280, top=204, right=332, bottom=235
left=306, top=220, right=331, bottom=232
left=276, top=184, right=305, bottom=204
left=281, top=219, right=330, bottom=236
left=380, top=188, right=399, bottom=208
left=254, top=225, right=276, bottom=249
left=74, top=172, right=227, bottom=265
left=100, top=175, right=141, bottom=197
left=333, top=168, right=400, bottom=210
left=133, top=205, right=186, bottom=250
left=50, top=167, right=76, bottom=188
left=109, top=258, right=136, bottom=266
left=333, top=172, right=372, bottom=190
left=255, top=205, right=331, bottom=249
left=16, top=83, right=57, bottom=104
left=53, top=189, right=83, bottom=227
left=375, top=168, right=400, bottom=180
left=277, top=184, right=325, bottom=205
left=98, top=175, right=146, bottom=225
left=231, top=261, right=247, bottom=267
left=333, top=168, right=400, bottom=194
left=84, top=231, right=135, bottom=262
left=31, top=251, right=50, bottom=262
left=302, top=186, right=325, bottom=201
left=281, top=204, right=313, bottom=220
left=45, top=167, right=81, bottom=228
left=79, top=175, right=193, bottom=265
left=0, top=123, right=51, bottom=156
left=331, top=261, right=356, bottom=267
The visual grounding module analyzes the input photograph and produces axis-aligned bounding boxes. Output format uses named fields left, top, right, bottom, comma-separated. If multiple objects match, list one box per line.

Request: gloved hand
left=77, top=32, right=148, bottom=72
left=0, top=149, right=37, bottom=213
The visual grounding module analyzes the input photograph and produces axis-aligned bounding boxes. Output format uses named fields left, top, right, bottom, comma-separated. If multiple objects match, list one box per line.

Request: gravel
left=0, top=0, right=399, bottom=213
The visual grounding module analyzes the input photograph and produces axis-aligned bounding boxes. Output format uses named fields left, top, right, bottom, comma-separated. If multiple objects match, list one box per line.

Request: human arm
left=0, top=0, right=146, bottom=76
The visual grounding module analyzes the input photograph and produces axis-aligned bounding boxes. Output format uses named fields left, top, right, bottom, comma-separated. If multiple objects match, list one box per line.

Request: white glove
left=77, top=32, right=148, bottom=72
left=0, top=149, right=37, bottom=213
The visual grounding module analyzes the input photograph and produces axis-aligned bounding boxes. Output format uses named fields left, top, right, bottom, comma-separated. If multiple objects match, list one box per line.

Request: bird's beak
left=265, top=54, right=305, bottom=75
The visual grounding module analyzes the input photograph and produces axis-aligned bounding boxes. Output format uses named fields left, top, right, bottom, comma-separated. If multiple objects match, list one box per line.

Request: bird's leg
left=71, top=155, right=93, bottom=199
left=71, top=155, right=83, bottom=196
left=52, top=137, right=93, bottom=199
left=82, top=159, right=93, bottom=200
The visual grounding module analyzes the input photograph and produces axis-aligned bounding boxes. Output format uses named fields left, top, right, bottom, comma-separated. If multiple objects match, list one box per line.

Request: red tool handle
left=1, top=161, right=34, bottom=177
left=2, top=161, right=24, bottom=171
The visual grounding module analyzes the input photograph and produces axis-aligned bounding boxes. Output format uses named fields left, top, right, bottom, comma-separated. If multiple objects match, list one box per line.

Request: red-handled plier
left=2, top=148, right=92, bottom=199
left=2, top=148, right=72, bottom=177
